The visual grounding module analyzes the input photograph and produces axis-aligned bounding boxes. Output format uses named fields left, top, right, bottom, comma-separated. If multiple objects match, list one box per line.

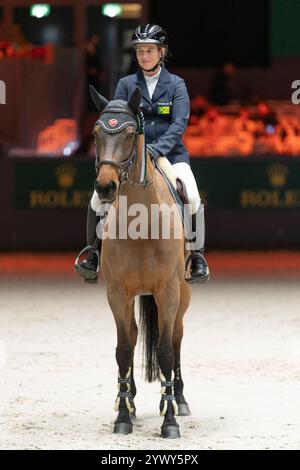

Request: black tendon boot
left=186, top=205, right=210, bottom=284
left=74, top=203, right=101, bottom=283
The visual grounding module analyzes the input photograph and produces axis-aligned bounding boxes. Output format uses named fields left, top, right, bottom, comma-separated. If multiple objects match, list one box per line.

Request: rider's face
left=136, top=44, right=164, bottom=73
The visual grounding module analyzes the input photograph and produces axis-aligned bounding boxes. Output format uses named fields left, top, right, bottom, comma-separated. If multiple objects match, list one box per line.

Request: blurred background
left=0, top=0, right=300, bottom=256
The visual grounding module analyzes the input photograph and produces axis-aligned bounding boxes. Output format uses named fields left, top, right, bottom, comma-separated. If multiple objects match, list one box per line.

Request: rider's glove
left=146, top=144, right=160, bottom=161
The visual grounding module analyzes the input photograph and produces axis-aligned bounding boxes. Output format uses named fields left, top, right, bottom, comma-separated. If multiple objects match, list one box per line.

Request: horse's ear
left=127, top=87, right=142, bottom=114
left=89, top=85, right=109, bottom=112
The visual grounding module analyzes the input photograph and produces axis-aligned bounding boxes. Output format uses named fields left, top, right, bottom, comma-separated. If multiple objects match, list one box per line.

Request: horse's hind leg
left=173, top=281, right=191, bottom=416
left=107, top=286, right=137, bottom=435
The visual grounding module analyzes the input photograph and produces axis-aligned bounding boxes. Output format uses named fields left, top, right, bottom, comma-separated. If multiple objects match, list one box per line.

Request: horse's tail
left=139, top=295, right=160, bottom=383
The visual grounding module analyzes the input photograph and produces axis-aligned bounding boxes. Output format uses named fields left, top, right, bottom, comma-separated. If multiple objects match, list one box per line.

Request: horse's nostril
left=107, top=180, right=117, bottom=192
left=94, top=181, right=102, bottom=194
left=94, top=180, right=117, bottom=196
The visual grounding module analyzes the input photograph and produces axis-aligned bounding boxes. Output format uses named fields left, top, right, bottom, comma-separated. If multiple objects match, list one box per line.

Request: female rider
left=75, top=24, right=210, bottom=284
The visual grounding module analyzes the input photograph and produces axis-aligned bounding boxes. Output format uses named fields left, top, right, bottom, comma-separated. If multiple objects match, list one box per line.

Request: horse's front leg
left=107, top=286, right=137, bottom=435
left=155, top=284, right=181, bottom=439
left=173, top=281, right=191, bottom=416
left=129, top=301, right=138, bottom=420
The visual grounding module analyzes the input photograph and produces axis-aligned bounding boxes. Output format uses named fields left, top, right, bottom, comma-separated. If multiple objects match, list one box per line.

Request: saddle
left=155, top=163, right=189, bottom=225
left=154, top=164, right=201, bottom=282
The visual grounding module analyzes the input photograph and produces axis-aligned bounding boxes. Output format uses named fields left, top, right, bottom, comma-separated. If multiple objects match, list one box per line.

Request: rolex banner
left=15, top=160, right=94, bottom=209
left=191, top=157, right=300, bottom=209
left=14, top=156, right=300, bottom=210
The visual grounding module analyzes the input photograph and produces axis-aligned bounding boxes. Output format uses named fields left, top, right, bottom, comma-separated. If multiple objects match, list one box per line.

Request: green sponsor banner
left=14, top=156, right=300, bottom=210
left=191, top=157, right=300, bottom=209
left=15, top=159, right=95, bottom=209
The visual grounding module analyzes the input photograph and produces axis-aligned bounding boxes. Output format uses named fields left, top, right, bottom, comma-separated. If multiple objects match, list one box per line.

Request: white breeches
left=172, top=162, right=201, bottom=214
left=156, top=157, right=202, bottom=214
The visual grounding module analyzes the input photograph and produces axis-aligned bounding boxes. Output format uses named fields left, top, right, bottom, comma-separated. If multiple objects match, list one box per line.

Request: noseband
left=95, top=103, right=145, bottom=185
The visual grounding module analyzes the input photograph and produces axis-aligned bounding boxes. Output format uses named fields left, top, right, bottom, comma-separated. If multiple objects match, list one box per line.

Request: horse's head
left=90, top=85, right=142, bottom=203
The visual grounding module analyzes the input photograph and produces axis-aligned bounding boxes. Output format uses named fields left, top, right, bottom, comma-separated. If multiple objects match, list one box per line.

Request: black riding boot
left=190, top=247, right=210, bottom=283
left=186, top=205, right=210, bottom=284
left=74, top=203, right=101, bottom=283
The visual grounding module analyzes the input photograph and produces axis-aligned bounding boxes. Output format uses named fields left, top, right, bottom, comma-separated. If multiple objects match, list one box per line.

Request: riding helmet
left=131, top=24, right=168, bottom=47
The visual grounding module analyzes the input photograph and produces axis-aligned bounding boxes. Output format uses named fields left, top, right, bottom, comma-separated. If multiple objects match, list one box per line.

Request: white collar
left=143, top=67, right=161, bottom=82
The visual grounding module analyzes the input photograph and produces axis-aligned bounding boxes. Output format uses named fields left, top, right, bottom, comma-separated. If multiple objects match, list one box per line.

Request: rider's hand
left=146, top=144, right=160, bottom=161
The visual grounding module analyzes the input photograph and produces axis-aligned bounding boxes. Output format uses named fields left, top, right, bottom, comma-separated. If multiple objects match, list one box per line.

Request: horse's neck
left=120, top=134, right=173, bottom=208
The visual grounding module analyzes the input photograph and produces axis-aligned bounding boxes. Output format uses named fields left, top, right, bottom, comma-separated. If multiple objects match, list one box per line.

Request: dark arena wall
left=1, top=155, right=299, bottom=251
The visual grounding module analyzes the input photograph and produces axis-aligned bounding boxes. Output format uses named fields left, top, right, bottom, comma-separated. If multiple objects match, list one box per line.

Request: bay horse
left=90, top=85, right=191, bottom=439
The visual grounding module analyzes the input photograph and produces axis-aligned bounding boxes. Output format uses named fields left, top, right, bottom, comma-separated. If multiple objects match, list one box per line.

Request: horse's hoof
left=177, top=403, right=191, bottom=416
left=130, top=409, right=136, bottom=420
left=113, top=421, right=133, bottom=435
left=161, top=424, right=181, bottom=439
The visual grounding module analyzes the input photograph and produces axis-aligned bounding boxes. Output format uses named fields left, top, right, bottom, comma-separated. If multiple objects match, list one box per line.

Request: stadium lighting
left=30, top=4, right=51, bottom=19
left=102, top=4, right=122, bottom=18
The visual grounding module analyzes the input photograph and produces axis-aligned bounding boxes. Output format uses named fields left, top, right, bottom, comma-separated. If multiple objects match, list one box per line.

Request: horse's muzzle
left=94, top=180, right=117, bottom=202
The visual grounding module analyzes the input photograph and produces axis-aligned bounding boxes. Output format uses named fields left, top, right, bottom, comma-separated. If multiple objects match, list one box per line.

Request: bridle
left=94, top=105, right=152, bottom=185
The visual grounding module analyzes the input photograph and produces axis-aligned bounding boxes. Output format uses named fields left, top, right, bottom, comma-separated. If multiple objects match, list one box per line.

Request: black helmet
left=131, top=24, right=168, bottom=47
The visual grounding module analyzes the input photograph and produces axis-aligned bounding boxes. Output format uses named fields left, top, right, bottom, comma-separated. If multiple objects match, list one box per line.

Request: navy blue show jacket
left=114, top=67, right=190, bottom=165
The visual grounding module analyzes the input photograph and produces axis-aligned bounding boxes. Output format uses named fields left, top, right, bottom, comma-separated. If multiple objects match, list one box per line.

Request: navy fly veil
left=95, top=100, right=147, bottom=184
